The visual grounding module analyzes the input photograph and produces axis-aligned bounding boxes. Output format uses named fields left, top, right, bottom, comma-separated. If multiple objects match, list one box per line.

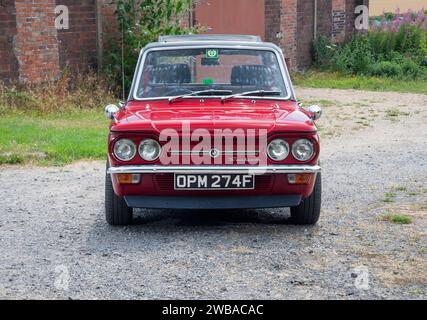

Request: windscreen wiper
left=168, top=89, right=233, bottom=103
left=221, top=90, right=281, bottom=103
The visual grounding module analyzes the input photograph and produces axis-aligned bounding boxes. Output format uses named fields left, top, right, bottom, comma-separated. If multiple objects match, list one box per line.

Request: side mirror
left=306, top=105, right=322, bottom=121
left=104, top=104, right=120, bottom=120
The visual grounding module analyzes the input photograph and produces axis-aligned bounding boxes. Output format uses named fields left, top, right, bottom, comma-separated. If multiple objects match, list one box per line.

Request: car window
left=135, top=48, right=287, bottom=99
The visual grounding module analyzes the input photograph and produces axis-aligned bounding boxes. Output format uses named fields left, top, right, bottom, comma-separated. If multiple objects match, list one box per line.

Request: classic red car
left=104, top=35, right=322, bottom=226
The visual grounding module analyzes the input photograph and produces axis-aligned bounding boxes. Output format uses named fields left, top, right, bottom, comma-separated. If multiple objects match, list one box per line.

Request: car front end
left=104, top=35, right=322, bottom=225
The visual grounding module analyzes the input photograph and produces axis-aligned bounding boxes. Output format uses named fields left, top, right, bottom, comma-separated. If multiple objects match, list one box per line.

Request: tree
left=104, top=0, right=200, bottom=96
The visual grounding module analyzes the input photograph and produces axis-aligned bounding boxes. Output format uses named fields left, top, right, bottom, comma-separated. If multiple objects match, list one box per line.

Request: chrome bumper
left=107, top=165, right=321, bottom=175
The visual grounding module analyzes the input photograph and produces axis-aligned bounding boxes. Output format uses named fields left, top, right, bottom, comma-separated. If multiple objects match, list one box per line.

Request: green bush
left=334, top=36, right=373, bottom=74
left=313, top=24, right=427, bottom=80
left=401, top=59, right=422, bottom=79
left=312, top=36, right=337, bottom=67
left=369, top=61, right=403, bottom=77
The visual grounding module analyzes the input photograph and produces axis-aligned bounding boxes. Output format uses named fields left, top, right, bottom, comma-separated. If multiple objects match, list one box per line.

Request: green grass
left=0, top=110, right=109, bottom=166
left=383, top=192, right=396, bottom=203
left=292, top=71, right=427, bottom=95
left=382, top=214, right=412, bottom=225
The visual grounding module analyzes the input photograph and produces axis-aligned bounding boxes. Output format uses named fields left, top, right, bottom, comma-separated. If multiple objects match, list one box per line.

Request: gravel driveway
left=1, top=88, right=426, bottom=299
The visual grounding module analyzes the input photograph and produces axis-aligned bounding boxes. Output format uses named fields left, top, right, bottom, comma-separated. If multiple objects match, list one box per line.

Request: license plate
left=174, top=174, right=255, bottom=190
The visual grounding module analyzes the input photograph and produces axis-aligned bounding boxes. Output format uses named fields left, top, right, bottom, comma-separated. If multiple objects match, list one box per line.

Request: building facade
left=0, top=0, right=368, bottom=84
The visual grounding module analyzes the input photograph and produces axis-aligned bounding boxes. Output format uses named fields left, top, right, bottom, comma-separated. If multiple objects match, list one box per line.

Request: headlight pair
left=113, top=139, right=161, bottom=162
left=267, top=138, right=314, bottom=162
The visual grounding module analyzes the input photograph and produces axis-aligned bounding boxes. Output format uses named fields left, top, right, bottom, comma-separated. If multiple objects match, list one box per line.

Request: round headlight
left=139, top=139, right=161, bottom=161
left=267, top=139, right=289, bottom=161
left=292, top=139, right=314, bottom=161
left=114, top=139, right=136, bottom=161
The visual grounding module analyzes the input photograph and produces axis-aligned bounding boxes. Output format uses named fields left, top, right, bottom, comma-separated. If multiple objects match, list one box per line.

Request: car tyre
left=289, top=173, right=321, bottom=225
left=105, top=168, right=133, bottom=226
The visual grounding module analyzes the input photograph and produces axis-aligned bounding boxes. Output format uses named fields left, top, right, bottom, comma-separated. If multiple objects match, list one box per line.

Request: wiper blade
left=168, top=89, right=233, bottom=103
left=221, top=90, right=281, bottom=102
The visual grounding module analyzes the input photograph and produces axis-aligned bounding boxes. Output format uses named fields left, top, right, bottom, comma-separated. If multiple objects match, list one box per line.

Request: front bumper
left=107, top=164, right=321, bottom=175
left=108, top=164, right=321, bottom=203
left=125, top=194, right=302, bottom=209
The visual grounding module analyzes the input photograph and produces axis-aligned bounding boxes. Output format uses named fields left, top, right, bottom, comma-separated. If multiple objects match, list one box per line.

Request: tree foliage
left=103, top=0, right=201, bottom=96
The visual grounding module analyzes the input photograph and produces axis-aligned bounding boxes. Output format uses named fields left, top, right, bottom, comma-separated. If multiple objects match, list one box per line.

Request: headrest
left=231, top=65, right=274, bottom=86
left=149, top=64, right=191, bottom=84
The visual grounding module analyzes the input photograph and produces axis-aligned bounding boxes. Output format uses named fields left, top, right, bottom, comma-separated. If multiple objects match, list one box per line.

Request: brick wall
left=0, top=0, right=18, bottom=83
left=296, top=0, right=314, bottom=68
left=264, top=0, right=281, bottom=44
left=316, top=0, right=333, bottom=38
left=14, top=0, right=60, bottom=83
left=332, top=0, right=346, bottom=43
left=280, top=0, right=297, bottom=70
left=56, top=0, right=97, bottom=72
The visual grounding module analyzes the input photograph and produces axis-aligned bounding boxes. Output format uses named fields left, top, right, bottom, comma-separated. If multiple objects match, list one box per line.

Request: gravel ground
left=0, top=88, right=426, bottom=299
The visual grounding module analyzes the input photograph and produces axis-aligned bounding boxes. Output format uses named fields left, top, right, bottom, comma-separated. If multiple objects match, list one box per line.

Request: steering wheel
left=165, top=88, right=193, bottom=96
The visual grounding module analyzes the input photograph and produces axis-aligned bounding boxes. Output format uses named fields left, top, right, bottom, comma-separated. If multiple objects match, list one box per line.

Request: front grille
left=154, top=173, right=274, bottom=191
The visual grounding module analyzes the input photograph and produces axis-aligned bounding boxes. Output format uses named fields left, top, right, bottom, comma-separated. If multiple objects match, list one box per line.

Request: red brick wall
left=195, top=0, right=265, bottom=39
left=56, top=0, right=97, bottom=72
left=332, top=0, right=346, bottom=42
left=297, top=0, right=314, bottom=68
left=317, top=0, right=333, bottom=38
left=264, top=0, right=281, bottom=44
left=280, top=0, right=297, bottom=70
left=0, top=0, right=18, bottom=83
left=100, top=0, right=119, bottom=49
left=14, top=0, right=60, bottom=83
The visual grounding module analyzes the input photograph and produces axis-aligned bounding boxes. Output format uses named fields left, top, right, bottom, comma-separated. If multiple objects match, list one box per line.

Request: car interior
left=138, top=63, right=285, bottom=98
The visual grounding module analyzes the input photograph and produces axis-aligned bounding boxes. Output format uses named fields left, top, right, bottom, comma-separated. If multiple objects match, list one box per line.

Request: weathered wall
left=195, top=0, right=265, bottom=40
left=264, top=0, right=281, bottom=44
left=56, top=0, right=97, bottom=72
left=14, top=0, right=60, bottom=83
left=297, top=0, right=314, bottom=68
left=0, top=0, right=18, bottom=83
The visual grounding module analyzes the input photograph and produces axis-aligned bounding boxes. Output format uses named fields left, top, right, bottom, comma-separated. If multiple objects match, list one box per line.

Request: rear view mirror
left=201, top=57, right=219, bottom=66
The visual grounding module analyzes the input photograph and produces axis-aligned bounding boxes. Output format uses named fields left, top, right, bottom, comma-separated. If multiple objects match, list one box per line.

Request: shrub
left=401, top=58, right=422, bottom=79
left=103, top=0, right=202, bottom=96
left=369, top=61, right=403, bottom=77
left=334, top=36, right=373, bottom=74
left=0, top=73, right=114, bottom=113
left=312, top=35, right=337, bottom=67
left=316, top=13, right=427, bottom=80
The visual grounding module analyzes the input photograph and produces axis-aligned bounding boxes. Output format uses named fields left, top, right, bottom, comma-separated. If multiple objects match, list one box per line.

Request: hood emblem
left=209, top=148, right=221, bottom=158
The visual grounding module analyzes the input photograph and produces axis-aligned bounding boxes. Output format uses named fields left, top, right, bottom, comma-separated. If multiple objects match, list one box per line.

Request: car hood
left=111, top=99, right=316, bottom=133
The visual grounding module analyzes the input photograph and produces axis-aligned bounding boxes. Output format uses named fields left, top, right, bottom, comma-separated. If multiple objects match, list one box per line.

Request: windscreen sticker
left=202, top=78, right=214, bottom=85
left=206, top=49, right=219, bottom=59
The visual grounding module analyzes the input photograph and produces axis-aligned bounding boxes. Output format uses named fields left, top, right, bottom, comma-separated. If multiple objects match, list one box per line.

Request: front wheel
left=288, top=173, right=322, bottom=225
left=105, top=170, right=133, bottom=225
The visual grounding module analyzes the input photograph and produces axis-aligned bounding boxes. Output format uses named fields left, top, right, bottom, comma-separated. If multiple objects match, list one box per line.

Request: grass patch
left=292, top=71, right=427, bottom=95
left=383, top=192, right=396, bottom=202
left=382, top=214, right=412, bottom=224
left=0, top=74, right=115, bottom=166
left=391, top=185, right=408, bottom=192
left=385, top=109, right=410, bottom=120
left=301, top=99, right=338, bottom=108
left=0, top=109, right=109, bottom=166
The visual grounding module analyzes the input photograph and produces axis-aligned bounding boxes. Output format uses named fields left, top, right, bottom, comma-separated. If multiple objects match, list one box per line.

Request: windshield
left=135, top=48, right=288, bottom=99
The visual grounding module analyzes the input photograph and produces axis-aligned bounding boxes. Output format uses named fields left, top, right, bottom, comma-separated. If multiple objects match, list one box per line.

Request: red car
left=104, top=35, right=322, bottom=226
